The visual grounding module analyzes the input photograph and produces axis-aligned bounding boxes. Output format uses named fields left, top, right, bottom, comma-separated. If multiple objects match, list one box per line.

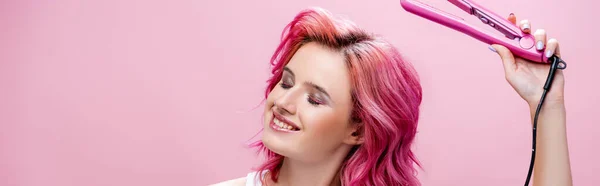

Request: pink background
left=1, top=0, right=598, bottom=185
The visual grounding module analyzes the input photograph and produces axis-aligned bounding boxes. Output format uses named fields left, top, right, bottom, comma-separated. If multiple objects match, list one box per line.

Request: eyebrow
left=283, top=67, right=332, bottom=101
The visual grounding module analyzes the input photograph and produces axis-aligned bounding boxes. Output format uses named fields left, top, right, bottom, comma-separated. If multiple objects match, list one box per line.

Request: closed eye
left=281, top=81, right=292, bottom=89
left=307, top=95, right=324, bottom=105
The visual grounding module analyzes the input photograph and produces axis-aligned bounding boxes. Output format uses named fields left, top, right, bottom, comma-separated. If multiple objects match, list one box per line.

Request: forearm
left=530, top=101, right=573, bottom=186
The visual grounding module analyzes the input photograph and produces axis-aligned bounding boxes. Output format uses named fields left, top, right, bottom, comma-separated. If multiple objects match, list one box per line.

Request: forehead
left=285, top=42, right=352, bottom=102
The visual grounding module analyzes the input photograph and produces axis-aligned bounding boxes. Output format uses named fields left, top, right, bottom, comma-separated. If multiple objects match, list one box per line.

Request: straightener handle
left=519, top=35, right=535, bottom=49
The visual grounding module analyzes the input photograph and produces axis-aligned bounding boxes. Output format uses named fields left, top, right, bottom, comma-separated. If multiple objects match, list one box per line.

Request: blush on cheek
left=302, top=110, right=349, bottom=145
left=310, top=108, right=347, bottom=130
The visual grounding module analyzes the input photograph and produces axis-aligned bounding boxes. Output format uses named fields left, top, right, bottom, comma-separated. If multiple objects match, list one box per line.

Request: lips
left=271, top=110, right=300, bottom=131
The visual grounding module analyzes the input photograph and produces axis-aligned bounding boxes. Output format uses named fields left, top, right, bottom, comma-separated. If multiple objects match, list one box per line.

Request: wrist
left=528, top=96, right=566, bottom=128
left=529, top=97, right=565, bottom=112
left=528, top=89, right=565, bottom=110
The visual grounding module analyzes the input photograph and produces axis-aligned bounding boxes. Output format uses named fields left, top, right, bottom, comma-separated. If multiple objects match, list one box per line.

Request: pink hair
left=251, top=7, right=423, bottom=186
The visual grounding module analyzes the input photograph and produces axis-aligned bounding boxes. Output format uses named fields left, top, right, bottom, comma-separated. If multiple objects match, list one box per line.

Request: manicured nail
left=488, top=45, right=497, bottom=53
left=545, top=50, right=554, bottom=58
left=536, top=41, right=544, bottom=50
left=522, top=23, right=530, bottom=31
left=508, top=13, right=516, bottom=23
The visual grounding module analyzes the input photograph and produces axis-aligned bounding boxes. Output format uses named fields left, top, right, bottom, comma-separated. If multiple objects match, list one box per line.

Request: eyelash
left=280, top=80, right=323, bottom=106
left=307, top=96, right=322, bottom=105
left=281, top=81, right=292, bottom=89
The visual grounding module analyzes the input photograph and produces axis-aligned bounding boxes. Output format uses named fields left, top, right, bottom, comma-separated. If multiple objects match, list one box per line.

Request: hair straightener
left=399, top=0, right=568, bottom=185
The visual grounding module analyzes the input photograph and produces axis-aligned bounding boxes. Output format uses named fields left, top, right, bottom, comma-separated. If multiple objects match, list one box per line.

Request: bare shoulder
left=208, top=177, right=246, bottom=186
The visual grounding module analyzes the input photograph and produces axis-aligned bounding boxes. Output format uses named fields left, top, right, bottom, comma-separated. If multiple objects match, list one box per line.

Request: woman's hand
left=490, top=13, right=565, bottom=108
left=491, top=14, right=573, bottom=186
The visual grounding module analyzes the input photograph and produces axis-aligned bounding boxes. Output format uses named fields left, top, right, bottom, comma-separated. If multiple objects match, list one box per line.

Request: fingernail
left=545, top=50, right=553, bottom=58
left=522, top=23, right=530, bottom=31
left=488, top=45, right=497, bottom=53
left=509, top=13, right=514, bottom=16
left=536, top=41, right=544, bottom=50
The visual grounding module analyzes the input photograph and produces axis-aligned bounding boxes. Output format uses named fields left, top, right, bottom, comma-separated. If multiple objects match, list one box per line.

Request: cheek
left=301, top=108, right=349, bottom=139
left=264, top=88, right=280, bottom=113
left=263, top=93, right=276, bottom=123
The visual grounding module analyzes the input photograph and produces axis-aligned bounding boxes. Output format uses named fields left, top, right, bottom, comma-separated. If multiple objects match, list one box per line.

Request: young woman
left=213, top=7, right=572, bottom=186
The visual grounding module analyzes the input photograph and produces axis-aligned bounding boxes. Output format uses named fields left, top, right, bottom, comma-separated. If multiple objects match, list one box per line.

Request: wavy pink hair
left=251, top=7, right=423, bottom=186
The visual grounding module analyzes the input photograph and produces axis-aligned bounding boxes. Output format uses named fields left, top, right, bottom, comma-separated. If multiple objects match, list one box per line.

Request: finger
left=490, top=44, right=517, bottom=73
left=545, top=38, right=561, bottom=58
left=534, top=29, right=547, bottom=51
left=519, top=19, right=531, bottom=33
left=507, top=13, right=517, bottom=25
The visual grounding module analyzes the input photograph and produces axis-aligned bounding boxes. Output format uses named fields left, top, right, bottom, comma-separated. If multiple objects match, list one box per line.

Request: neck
left=273, top=146, right=351, bottom=186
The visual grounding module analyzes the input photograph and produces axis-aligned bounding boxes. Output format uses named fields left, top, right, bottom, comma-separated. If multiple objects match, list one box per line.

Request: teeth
left=274, top=118, right=284, bottom=127
left=274, top=118, right=295, bottom=130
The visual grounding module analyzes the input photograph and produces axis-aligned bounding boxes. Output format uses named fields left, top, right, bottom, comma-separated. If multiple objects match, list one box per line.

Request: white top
left=246, top=172, right=263, bottom=186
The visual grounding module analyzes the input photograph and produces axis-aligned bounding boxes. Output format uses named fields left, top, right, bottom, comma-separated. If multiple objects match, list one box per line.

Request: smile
left=270, top=112, right=300, bottom=132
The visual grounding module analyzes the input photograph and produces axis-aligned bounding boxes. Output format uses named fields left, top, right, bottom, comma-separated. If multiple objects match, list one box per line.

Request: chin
left=261, top=120, right=293, bottom=157
left=261, top=106, right=301, bottom=158
left=261, top=131, right=287, bottom=156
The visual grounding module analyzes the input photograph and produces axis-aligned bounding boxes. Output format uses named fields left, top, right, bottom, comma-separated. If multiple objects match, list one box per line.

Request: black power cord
left=523, top=55, right=567, bottom=186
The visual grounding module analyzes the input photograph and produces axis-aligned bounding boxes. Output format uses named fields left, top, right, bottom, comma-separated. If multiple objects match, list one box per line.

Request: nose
left=274, top=89, right=298, bottom=115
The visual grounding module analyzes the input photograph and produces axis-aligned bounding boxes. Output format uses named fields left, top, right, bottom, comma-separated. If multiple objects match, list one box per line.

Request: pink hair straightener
left=400, top=0, right=551, bottom=63
left=399, top=1, right=569, bottom=186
